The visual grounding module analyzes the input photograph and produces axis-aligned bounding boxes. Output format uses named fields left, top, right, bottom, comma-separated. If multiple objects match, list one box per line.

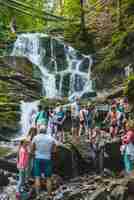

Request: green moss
left=40, top=97, right=69, bottom=107
left=0, top=110, right=19, bottom=125
left=0, top=147, right=11, bottom=157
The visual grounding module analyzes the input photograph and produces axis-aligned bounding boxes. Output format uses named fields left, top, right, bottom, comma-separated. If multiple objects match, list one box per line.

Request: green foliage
left=63, top=0, right=81, bottom=19
left=124, top=75, right=134, bottom=104
left=0, top=0, right=46, bottom=32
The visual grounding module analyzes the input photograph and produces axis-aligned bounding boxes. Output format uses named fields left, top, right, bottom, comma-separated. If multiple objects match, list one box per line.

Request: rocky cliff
left=0, top=56, right=41, bottom=136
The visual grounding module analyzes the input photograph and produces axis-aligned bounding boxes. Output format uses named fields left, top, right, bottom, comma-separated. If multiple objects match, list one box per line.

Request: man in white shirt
left=71, top=97, right=81, bottom=142
left=32, top=125, right=57, bottom=197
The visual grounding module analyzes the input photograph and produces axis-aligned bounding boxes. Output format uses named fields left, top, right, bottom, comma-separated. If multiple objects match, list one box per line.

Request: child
left=16, top=139, right=29, bottom=197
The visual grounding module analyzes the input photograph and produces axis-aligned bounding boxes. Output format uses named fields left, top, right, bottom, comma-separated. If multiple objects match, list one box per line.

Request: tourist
left=32, top=125, right=57, bottom=197
left=92, top=106, right=102, bottom=138
left=121, top=120, right=134, bottom=174
left=16, top=139, right=29, bottom=196
left=104, top=105, right=120, bottom=137
left=84, top=103, right=94, bottom=140
left=71, top=97, right=80, bottom=143
left=123, top=97, right=130, bottom=119
left=35, top=105, right=49, bottom=130
left=53, top=105, right=66, bottom=142
left=79, top=105, right=87, bottom=137
left=47, top=106, right=55, bottom=136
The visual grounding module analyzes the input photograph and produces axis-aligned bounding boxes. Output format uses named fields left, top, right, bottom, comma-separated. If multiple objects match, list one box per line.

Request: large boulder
left=0, top=144, right=88, bottom=179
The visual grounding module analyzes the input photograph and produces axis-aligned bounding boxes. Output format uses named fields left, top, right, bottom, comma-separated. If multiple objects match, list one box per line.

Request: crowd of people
left=15, top=97, right=134, bottom=200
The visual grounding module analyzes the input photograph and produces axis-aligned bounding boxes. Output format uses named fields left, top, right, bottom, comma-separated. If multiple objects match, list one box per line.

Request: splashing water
left=20, top=101, right=39, bottom=135
left=12, top=33, right=94, bottom=100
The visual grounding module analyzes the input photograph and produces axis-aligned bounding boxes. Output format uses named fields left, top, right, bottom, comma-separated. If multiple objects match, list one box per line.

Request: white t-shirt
left=32, top=133, right=56, bottom=160
left=71, top=102, right=80, bottom=118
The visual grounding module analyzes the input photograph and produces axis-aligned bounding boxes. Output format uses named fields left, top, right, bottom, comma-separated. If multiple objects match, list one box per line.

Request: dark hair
left=38, top=105, right=43, bottom=111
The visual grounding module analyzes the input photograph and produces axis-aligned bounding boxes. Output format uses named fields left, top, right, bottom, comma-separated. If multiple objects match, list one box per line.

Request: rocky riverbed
left=1, top=170, right=134, bottom=200
left=0, top=134, right=128, bottom=200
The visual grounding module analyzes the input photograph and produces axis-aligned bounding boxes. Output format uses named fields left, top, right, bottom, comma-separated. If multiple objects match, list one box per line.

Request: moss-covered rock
left=0, top=56, right=41, bottom=135
left=0, top=147, right=12, bottom=157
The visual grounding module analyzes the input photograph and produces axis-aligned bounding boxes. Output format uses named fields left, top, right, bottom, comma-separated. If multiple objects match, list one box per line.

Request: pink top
left=17, top=146, right=29, bottom=169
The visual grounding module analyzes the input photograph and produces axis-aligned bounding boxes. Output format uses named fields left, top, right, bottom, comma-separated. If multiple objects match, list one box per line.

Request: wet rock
left=0, top=56, right=41, bottom=135
left=127, top=178, right=134, bottom=194
left=89, top=188, right=107, bottom=200
left=110, top=185, right=128, bottom=200
left=0, top=171, right=9, bottom=186
left=0, top=158, right=17, bottom=173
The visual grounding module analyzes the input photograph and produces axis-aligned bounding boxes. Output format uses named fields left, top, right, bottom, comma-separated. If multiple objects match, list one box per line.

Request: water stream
left=12, top=33, right=94, bottom=100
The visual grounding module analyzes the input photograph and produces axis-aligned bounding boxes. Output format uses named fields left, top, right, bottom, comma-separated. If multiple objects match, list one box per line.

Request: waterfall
left=20, top=100, right=39, bottom=135
left=12, top=33, right=95, bottom=100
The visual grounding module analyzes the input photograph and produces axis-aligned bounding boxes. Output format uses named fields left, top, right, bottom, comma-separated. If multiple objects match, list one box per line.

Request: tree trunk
left=117, top=0, right=122, bottom=30
left=80, top=0, right=86, bottom=34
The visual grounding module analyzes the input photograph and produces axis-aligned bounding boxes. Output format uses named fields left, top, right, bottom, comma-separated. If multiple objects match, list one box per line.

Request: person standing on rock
left=79, top=105, right=87, bottom=137
left=71, top=97, right=81, bottom=143
left=104, top=105, right=120, bottom=137
left=53, top=105, right=66, bottom=143
left=31, top=125, right=57, bottom=197
left=84, top=103, right=94, bottom=140
left=35, top=105, right=49, bottom=130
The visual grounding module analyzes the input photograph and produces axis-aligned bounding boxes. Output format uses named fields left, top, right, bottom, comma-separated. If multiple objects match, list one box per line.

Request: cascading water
left=20, top=101, right=39, bottom=135
left=12, top=33, right=95, bottom=100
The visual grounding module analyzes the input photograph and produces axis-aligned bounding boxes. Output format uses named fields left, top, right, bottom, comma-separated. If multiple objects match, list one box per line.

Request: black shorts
left=72, top=117, right=80, bottom=128
left=57, top=124, right=63, bottom=131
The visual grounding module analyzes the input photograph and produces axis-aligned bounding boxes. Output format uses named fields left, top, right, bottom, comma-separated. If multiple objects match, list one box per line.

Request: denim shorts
left=33, top=159, right=52, bottom=178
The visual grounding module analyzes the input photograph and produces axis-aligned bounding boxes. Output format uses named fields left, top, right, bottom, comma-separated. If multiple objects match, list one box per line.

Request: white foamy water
left=12, top=33, right=94, bottom=100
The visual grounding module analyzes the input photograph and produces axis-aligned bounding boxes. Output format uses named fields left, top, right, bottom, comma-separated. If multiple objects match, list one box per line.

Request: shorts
left=86, top=121, right=93, bottom=129
left=33, top=159, right=52, bottom=178
left=57, top=124, right=63, bottom=131
left=72, top=117, right=80, bottom=128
